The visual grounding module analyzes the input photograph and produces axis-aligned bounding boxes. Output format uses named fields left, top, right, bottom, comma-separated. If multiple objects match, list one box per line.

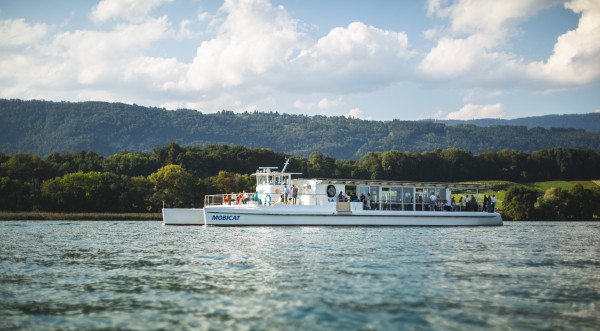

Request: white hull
left=163, top=205, right=502, bottom=226
left=162, top=208, right=204, bottom=225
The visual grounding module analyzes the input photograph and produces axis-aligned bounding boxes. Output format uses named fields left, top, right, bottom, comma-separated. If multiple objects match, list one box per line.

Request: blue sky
left=0, top=0, right=599, bottom=121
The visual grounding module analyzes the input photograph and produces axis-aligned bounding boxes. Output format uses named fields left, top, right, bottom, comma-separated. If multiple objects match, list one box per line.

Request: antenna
left=281, top=158, right=290, bottom=172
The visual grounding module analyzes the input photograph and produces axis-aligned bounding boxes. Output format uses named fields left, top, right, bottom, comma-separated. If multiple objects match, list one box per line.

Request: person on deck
left=429, top=192, right=437, bottom=211
left=284, top=185, right=291, bottom=205
left=292, top=185, right=299, bottom=205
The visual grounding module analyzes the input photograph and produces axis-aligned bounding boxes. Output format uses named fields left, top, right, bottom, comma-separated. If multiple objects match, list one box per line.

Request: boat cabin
left=205, top=163, right=489, bottom=212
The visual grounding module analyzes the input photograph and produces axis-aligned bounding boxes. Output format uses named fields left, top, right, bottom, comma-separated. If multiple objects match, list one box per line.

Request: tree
left=209, top=170, right=254, bottom=194
left=41, top=171, right=123, bottom=212
left=503, top=186, right=539, bottom=220
left=103, top=152, right=159, bottom=177
left=148, top=164, right=198, bottom=208
left=0, top=177, right=33, bottom=211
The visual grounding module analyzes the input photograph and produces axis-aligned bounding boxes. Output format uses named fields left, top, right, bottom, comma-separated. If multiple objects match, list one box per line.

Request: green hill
left=2, top=99, right=600, bottom=159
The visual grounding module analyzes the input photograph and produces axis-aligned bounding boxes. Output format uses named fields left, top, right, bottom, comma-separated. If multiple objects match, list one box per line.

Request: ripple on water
left=0, top=221, right=599, bottom=330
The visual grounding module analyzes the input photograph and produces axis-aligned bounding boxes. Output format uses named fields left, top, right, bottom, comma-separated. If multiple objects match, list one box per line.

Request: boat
left=163, top=161, right=502, bottom=226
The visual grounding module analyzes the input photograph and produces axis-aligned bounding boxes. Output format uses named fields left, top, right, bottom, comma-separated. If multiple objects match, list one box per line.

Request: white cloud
left=178, top=0, right=303, bottom=92
left=293, top=97, right=341, bottom=110
left=347, top=107, right=365, bottom=119
left=463, top=88, right=504, bottom=102
left=594, top=108, right=600, bottom=113
left=90, top=0, right=173, bottom=23
left=289, top=21, right=413, bottom=92
left=52, top=16, right=170, bottom=85
left=447, top=103, right=506, bottom=120
left=420, top=0, right=600, bottom=90
left=197, top=11, right=212, bottom=22
left=0, top=19, right=47, bottom=47
left=526, top=0, right=600, bottom=86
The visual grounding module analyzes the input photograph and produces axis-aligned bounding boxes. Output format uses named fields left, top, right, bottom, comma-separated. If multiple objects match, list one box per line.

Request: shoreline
left=0, top=211, right=161, bottom=221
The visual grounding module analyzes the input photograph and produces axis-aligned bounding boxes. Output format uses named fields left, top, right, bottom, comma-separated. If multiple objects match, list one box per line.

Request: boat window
left=267, top=176, right=274, bottom=185
left=403, top=187, right=414, bottom=211
left=257, top=176, right=267, bottom=186
left=370, top=186, right=380, bottom=210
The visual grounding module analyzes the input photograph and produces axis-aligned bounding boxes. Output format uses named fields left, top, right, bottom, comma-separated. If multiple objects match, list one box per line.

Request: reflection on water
left=1, top=221, right=600, bottom=330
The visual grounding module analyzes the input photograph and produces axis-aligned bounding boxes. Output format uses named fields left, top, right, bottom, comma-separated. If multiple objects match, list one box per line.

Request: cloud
left=0, top=19, right=47, bottom=47
left=293, top=97, right=342, bottom=110
left=526, top=0, right=600, bottom=87
left=447, top=103, right=506, bottom=120
left=177, top=0, right=303, bottom=92
left=420, top=0, right=600, bottom=90
left=288, top=21, right=413, bottom=92
left=347, top=107, right=370, bottom=119
left=90, top=0, right=173, bottom=23
left=0, top=16, right=172, bottom=102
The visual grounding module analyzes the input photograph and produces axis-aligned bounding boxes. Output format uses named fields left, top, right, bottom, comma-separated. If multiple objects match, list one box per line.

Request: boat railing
left=204, top=193, right=493, bottom=212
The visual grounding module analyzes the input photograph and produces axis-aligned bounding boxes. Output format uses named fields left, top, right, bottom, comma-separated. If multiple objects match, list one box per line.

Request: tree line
left=2, top=98, right=600, bottom=159
left=502, top=185, right=600, bottom=221
left=1, top=144, right=599, bottom=218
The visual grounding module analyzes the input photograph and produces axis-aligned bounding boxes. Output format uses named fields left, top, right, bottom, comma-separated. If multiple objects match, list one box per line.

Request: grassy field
left=0, top=212, right=162, bottom=221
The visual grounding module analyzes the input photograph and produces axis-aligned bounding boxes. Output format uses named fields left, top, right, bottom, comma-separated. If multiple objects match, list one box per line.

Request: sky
left=0, top=0, right=599, bottom=121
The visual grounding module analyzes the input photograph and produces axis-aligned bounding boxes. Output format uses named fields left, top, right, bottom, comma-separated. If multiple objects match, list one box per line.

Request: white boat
left=163, top=162, right=502, bottom=226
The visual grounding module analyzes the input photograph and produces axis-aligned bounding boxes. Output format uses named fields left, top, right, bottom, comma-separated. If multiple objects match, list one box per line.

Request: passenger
left=253, top=192, right=259, bottom=202
left=458, top=196, right=464, bottom=211
left=491, top=195, right=497, bottom=212
left=444, top=199, right=452, bottom=211
left=471, top=195, right=478, bottom=211
left=284, top=185, right=291, bottom=205
left=242, top=190, right=249, bottom=204
left=360, top=193, right=366, bottom=208
left=366, top=193, right=372, bottom=210
left=224, top=194, right=232, bottom=205
left=465, top=195, right=471, bottom=211
left=429, top=192, right=437, bottom=211
left=338, top=191, right=345, bottom=202
left=236, top=192, right=243, bottom=205
left=292, top=185, right=298, bottom=205
left=451, top=196, right=456, bottom=211
left=482, top=195, right=488, bottom=211
left=346, top=192, right=352, bottom=202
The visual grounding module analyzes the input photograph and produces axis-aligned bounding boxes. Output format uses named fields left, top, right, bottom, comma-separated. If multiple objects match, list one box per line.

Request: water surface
left=1, top=221, right=599, bottom=330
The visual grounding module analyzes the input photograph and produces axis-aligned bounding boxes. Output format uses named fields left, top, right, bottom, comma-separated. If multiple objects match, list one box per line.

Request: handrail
left=203, top=193, right=493, bottom=212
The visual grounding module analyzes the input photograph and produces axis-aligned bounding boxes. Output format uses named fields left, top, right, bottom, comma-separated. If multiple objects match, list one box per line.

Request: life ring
left=275, top=188, right=279, bottom=194
left=326, top=185, right=336, bottom=198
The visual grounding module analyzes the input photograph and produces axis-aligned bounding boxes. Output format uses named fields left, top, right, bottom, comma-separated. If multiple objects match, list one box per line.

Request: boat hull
left=162, top=205, right=502, bottom=226
left=162, top=208, right=204, bottom=225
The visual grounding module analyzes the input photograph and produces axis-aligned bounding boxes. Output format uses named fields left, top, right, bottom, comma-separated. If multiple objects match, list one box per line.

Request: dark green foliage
left=503, top=186, right=540, bottom=221
left=437, top=113, right=600, bottom=132
left=0, top=143, right=599, bottom=218
left=2, top=99, right=600, bottom=159
left=535, top=185, right=600, bottom=220
left=41, top=172, right=126, bottom=212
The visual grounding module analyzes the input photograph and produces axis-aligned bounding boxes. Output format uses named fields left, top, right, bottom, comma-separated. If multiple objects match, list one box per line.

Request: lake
left=1, top=221, right=599, bottom=330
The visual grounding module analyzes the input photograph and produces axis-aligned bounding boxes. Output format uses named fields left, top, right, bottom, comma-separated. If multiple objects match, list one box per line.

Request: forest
left=1, top=143, right=599, bottom=220
left=2, top=99, right=600, bottom=159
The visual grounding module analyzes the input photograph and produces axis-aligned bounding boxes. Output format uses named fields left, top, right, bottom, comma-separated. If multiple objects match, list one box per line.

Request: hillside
left=434, top=113, right=600, bottom=132
left=1, top=99, right=600, bottom=159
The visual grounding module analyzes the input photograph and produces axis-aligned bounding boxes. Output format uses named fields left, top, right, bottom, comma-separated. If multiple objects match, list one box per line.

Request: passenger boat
left=163, top=162, right=502, bottom=226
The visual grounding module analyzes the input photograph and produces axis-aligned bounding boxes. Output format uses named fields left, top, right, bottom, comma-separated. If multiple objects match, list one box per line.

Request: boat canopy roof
left=306, top=178, right=490, bottom=191
left=252, top=166, right=489, bottom=191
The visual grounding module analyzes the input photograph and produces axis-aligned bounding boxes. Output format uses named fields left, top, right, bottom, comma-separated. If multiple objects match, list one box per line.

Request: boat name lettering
left=212, top=215, right=240, bottom=221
